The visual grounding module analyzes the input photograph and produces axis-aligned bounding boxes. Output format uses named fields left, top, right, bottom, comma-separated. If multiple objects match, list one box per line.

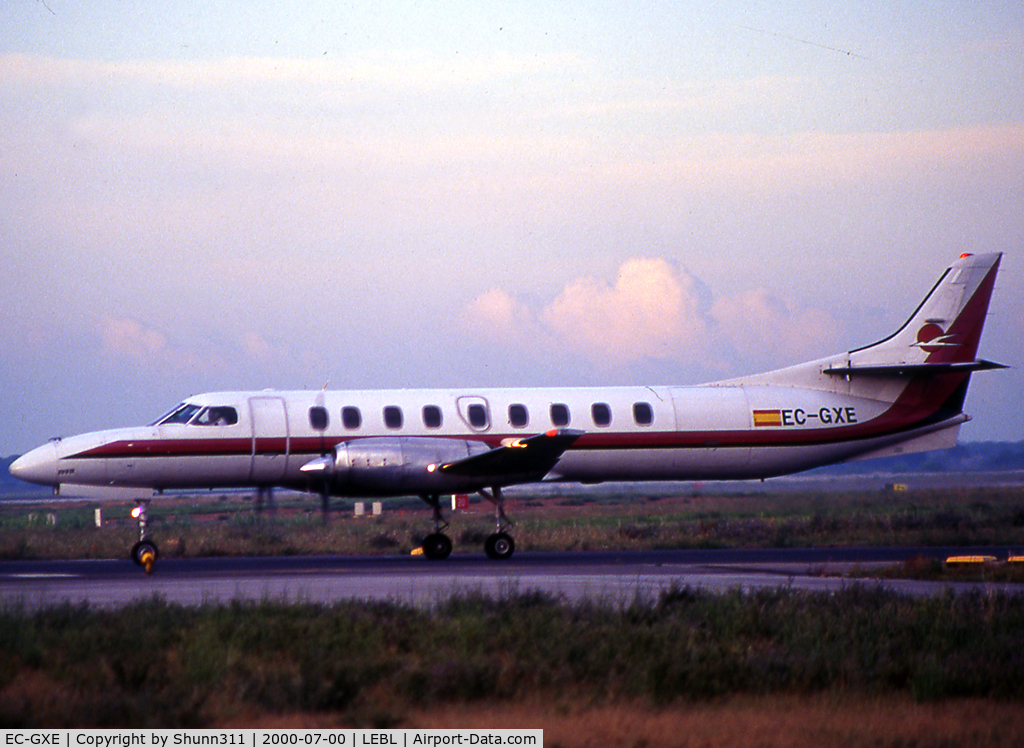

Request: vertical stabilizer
left=850, top=252, right=1001, bottom=368
left=816, top=251, right=1005, bottom=442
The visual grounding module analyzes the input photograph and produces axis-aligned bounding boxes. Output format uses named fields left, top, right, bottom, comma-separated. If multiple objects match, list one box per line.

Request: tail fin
left=717, top=253, right=1004, bottom=461
left=844, top=252, right=1002, bottom=371
left=828, top=252, right=1004, bottom=462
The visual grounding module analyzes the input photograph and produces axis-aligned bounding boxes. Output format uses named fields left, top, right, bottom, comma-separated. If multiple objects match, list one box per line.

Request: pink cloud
left=99, top=316, right=170, bottom=360
left=464, top=257, right=842, bottom=374
left=97, top=315, right=219, bottom=374
left=541, top=258, right=710, bottom=364
left=711, top=288, right=841, bottom=361
left=241, top=331, right=275, bottom=360
left=464, top=288, right=538, bottom=338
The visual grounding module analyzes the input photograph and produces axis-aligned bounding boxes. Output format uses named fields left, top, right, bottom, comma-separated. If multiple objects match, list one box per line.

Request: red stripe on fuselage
left=63, top=387, right=957, bottom=462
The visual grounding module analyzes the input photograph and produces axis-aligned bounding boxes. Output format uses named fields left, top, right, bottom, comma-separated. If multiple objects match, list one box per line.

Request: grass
left=407, top=697, right=1024, bottom=748
left=2, top=484, right=1024, bottom=561
left=2, top=587, right=1024, bottom=731
left=3, top=485, right=1024, bottom=741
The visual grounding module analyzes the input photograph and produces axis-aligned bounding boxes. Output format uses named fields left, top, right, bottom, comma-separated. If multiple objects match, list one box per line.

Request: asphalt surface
left=2, top=547, right=1023, bottom=609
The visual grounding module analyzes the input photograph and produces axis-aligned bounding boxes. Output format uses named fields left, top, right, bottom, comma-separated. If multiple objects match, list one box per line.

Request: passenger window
left=508, top=403, right=529, bottom=428
left=633, top=402, right=654, bottom=426
left=550, top=403, right=570, bottom=427
left=342, top=406, right=362, bottom=430
left=591, top=403, right=611, bottom=427
left=423, top=405, right=443, bottom=428
left=309, top=406, right=328, bottom=431
left=384, top=406, right=403, bottom=429
left=193, top=407, right=238, bottom=426
left=468, top=403, right=488, bottom=429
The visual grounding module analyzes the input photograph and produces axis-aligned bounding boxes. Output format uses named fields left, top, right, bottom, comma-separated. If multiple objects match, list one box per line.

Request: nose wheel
left=129, top=501, right=158, bottom=574
left=130, top=538, right=158, bottom=574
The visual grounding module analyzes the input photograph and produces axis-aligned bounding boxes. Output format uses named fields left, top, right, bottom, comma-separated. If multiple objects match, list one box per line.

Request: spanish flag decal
left=752, top=409, right=782, bottom=427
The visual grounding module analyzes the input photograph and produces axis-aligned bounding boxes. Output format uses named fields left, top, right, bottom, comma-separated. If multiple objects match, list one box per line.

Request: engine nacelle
left=318, top=437, right=492, bottom=496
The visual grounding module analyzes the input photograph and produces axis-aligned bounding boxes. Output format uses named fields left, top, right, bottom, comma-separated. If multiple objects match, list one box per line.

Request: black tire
left=130, top=539, right=159, bottom=566
left=422, top=533, right=453, bottom=560
left=484, top=532, right=515, bottom=560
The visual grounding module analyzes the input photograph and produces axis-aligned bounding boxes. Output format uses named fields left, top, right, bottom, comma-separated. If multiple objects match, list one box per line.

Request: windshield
left=154, top=403, right=202, bottom=425
left=149, top=403, right=184, bottom=426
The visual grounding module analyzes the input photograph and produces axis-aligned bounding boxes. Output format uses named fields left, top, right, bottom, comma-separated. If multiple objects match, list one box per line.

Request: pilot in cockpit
left=195, top=406, right=237, bottom=426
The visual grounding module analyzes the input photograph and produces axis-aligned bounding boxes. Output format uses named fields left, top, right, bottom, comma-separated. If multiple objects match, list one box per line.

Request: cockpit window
left=149, top=404, right=184, bottom=426
left=193, top=406, right=238, bottom=426
left=155, top=403, right=202, bottom=425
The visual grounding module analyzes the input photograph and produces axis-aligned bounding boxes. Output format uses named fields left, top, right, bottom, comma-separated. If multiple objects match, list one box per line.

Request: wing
left=438, top=428, right=584, bottom=483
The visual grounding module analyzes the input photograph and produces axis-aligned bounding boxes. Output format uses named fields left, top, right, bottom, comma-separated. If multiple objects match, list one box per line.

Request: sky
left=1, top=0, right=1022, bottom=455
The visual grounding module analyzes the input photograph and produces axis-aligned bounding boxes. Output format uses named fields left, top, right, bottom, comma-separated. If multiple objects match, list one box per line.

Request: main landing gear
left=419, top=494, right=453, bottom=560
left=480, top=486, right=515, bottom=561
left=417, top=487, right=516, bottom=561
left=129, top=501, right=158, bottom=574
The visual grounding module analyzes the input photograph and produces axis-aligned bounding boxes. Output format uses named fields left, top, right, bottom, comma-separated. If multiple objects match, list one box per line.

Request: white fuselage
left=15, top=381, right=961, bottom=497
left=9, top=252, right=1000, bottom=501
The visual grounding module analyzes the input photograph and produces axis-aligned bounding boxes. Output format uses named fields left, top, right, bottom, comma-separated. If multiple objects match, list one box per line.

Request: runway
left=2, top=547, right=1023, bottom=609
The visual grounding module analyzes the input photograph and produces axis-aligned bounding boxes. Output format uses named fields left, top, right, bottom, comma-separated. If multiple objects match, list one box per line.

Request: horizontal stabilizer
left=823, top=359, right=1007, bottom=377
left=440, top=429, right=583, bottom=480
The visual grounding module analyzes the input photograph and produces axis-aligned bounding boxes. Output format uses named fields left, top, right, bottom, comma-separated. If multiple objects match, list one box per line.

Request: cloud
left=0, top=51, right=581, bottom=93
left=6, top=51, right=1021, bottom=222
left=711, top=288, right=841, bottom=360
left=94, top=316, right=328, bottom=386
left=99, top=316, right=170, bottom=360
left=241, top=331, right=275, bottom=360
left=464, top=257, right=842, bottom=375
left=97, top=315, right=218, bottom=375
left=465, top=288, right=538, bottom=339
left=541, top=258, right=710, bottom=364
left=239, top=330, right=323, bottom=373
left=618, top=124, right=1024, bottom=194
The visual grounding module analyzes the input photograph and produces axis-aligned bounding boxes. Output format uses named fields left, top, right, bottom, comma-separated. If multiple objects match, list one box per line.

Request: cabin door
left=249, top=396, right=290, bottom=484
left=670, top=387, right=751, bottom=475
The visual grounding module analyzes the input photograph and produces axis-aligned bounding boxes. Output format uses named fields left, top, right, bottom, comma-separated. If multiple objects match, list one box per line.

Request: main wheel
left=484, top=532, right=515, bottom=560
left=422, top=532, right=453, bottom=560
left=130, top=539, right=159, bottom=574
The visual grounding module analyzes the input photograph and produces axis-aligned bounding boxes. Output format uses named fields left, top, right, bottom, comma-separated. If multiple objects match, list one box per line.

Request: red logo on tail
left=916, top=323, right=950, bottom=353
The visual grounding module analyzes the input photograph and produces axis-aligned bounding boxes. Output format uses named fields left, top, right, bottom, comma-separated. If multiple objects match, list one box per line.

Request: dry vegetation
left=2, top=588, right=1024, bottom=743
left=209, top=697, right=1024, bottom=747
left=3, top=483, right=1024, bottom=561
left=3, top=484, right=1024, bottom=742
left=407, top=697, right=1024, bottom=748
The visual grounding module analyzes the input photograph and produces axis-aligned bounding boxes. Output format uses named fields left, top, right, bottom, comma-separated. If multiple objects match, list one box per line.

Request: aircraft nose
left=9, top=442, right=60, bottom=487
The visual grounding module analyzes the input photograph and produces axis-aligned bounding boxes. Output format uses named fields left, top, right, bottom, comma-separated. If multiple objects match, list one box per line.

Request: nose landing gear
left=129, top=501, right=158, bottom=574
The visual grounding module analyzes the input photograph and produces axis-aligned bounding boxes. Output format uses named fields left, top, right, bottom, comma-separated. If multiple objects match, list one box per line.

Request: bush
left=3, top=587, right=1024, bottom=727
